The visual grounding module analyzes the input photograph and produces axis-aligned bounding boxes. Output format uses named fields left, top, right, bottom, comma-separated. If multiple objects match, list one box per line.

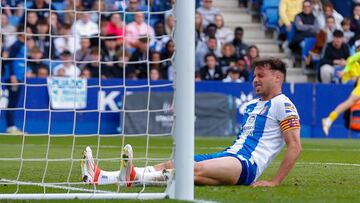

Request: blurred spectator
left=1, top=0, right=24, bottom=16
left=279, top=0, right=304, bottom=32
left=83, top=48, right=101, bottom=78
left=3, top=25, right=28, bottom=134
left=219, top=43, right=237, bottom=73
left=80, top=68, right=92, bottom=79
left=342, top=18, right=354, bottom=44
left=244, top=45, right=260, bottom=72
left=26, top=11, right=39, bottom=34
left=196, top=0, right=220, bottom=29
left=278, top=0, right=303, bottom=47
left=53, top=24, right=75, bottom=58
left=90, top=0, right=105, bottom=23
left=125, top=0, right=147, bottom=23
left=150, top=51, right=167, bottom=79
left=320, top=2, right=343, bottom=30
left=214, top=14, right=233, bottom=46
left=101, top=35, right=123, bottom=77
left=195, top=12, right=205, bottom=48
left=72, top=13, right=99, bottom=37
left=37, top=64, right=49, bottom=78
left=324, top=16, right=337, bottom=42
left=75, top=38, right=92, bottom=68
left=53, top=50, right=81, bottom=77
left=127, top=37, right=149, bottom=79
left=311, top=0, right=324, bottom=22
left=351, top=4, right=360, bottom=35
left=234, top=57, right=249, bottom=82
left=27, top=0, right=56, bottom=20
left=320, top=30, right=350, bottom=83
left=33, top=19, right=51, bottom=59
left=150, top=67, right=162, bottom=80
left=289, top=0, right=320, bottom=55
left=165, top=14, right=175, bottom=35
left=49, top=12, right=61, bottom=35
left=222, top=67, right=242, bottom=83
left=161, top=39, right=175, bottom=80
left=150, top=0, right=174, bottom=12
left=232, top=27, right=248, bottom=59
left=81, top=0, right=95, bottom=10
left=103, top=49, right=131, bottom=78
left=199, top=53, right=223, bottom=80
left=195, top=70, right=202, bottom=81
left=203, top=23, right=221, bottom=50
left=27, top=46, right=49, bottom=77
left=63, top=0, right=83, bottom=25
left=1, top=14, right=17, bottom=49
left=196, top=36, right=221, bottom=70
left=150, top=21, right=170, bottom=52
left=125, top=12, right=155, bottom=48
left=107, top=13, right=125, bottom=45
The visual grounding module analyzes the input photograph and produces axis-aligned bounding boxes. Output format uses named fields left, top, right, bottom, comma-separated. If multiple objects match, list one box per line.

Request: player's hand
left=252, top=180, right=279, bottom=187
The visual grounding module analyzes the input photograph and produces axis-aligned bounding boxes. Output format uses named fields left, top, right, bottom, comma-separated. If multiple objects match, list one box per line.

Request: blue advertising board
left=1, top=78, right=359, bottom=138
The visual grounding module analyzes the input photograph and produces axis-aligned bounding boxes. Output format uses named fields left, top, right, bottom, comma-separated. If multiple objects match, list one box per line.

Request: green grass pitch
left=1, top=135, right=360, bottom=203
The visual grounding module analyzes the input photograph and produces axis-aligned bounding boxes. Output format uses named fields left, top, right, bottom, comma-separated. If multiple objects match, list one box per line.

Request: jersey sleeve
left=275, top=99, right=301, bottom=133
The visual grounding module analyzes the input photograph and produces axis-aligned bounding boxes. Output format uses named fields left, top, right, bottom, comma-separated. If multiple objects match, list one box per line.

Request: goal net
left=0, top=0, right=194, bottom=200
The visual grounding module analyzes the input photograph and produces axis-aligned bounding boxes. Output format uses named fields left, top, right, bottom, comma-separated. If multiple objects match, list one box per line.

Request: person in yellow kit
left=322, top=40, right=360, bottom=135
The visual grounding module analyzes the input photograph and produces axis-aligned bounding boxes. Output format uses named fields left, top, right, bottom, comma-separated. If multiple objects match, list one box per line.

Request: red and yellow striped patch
left=280, top=115, right=300, bottom=132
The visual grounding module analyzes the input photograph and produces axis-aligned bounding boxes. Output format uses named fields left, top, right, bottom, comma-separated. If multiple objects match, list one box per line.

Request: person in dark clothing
left=320, top=30, right=350, bottom=83
left=218, top=43, right=237, bottom=74
left=27, top=46, right=49, bottom=77
left=289, top=1, right=320, bottom=55
left=232, top=27, right=248, bottom=59
left=3, top=25, right=28, bottom=134
left=199, top=53, right=223, bottom=81
left=350, top=4, right=360, bottom=35
left=33, top=19, right=52, bottom=59
left=234, top=57, right=250, bottom=82
left=127, top=37, right=149, bottom=79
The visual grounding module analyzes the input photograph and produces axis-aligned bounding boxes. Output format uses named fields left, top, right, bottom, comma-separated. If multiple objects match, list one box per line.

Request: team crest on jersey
left=284, top=102, right=295, bottom=113
left=247, top=115, right=256, bottom=124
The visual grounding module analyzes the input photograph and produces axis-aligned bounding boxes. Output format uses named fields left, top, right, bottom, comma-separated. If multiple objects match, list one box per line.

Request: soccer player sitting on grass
left=81, top=58, right=302, bottom=187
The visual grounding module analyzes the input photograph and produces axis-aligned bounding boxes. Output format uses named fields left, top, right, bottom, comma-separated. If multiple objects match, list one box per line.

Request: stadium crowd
left=2, top=0, right=360, bottom=84
left=258, top=0, right=360, bottom=84
left=0, top=0, right=254, bottom=83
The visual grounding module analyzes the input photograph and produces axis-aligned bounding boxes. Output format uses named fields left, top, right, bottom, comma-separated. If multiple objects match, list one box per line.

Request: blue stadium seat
left=301, top=37, right=320, bottom=75
left=261, top=7, right=279, bottom=31
left=260, top=0, right=279, bottom=14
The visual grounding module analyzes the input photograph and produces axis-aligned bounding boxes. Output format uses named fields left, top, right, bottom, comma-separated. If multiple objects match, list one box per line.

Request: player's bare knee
left=194, top=162, right=205, bottom=176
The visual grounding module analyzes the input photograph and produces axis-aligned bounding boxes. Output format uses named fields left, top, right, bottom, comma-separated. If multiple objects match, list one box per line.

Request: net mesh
left=0, top=0, right=175, bottom=196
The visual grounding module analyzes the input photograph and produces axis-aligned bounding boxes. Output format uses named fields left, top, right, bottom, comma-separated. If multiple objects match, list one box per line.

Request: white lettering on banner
left=98, top=91, right=121, bottom=111
left=47, top=77, right=87, bottom=109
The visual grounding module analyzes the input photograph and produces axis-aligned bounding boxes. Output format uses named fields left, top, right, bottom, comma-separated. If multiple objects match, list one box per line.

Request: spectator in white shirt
left=53, top=51, right=81, bottom=78
left=214, top=14, right=233, bottom=47
left=1, top=14, right=17, bottom=49
left=53, top=24, right=75, bottom=58
left=197, top=0, right=220, bottom=29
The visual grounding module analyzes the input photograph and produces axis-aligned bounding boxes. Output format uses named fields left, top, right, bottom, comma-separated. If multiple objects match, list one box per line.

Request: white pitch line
left=194, top=199, right=220, bottom=203
left=1, top=144, right=360, bottom=152
left=296, top=162, right=360, bottom=167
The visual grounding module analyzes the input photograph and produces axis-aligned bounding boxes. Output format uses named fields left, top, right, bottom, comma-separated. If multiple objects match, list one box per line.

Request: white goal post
left=0, top=0, right=194, bottom=200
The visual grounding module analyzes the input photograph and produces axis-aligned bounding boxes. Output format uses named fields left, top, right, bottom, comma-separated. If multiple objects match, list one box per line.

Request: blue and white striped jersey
left=226, top=94, right=300, bottom=181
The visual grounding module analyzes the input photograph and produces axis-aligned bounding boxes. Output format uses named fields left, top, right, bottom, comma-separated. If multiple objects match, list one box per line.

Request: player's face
left=253, top=66, right=277, bottom=99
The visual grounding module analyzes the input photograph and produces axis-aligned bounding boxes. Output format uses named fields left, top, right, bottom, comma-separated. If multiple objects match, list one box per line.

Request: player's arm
left=253, top=127, right=302, bottom=187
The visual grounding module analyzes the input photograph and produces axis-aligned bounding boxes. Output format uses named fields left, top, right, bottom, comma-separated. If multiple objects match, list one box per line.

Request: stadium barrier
left=0, top=78, right=359, bottom=138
